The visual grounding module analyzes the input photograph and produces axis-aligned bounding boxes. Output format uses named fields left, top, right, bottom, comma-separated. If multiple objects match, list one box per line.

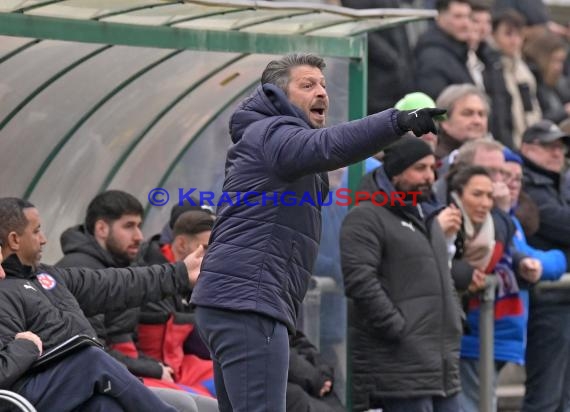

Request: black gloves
left=396, top=108, right=447, bottom=137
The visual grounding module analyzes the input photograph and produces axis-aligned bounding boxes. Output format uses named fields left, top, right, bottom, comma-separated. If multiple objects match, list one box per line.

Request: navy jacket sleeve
left=48, top=263, right=191, bottom=317
left=340, top=206, right=406, bottom=341
left=0, top=338, right=40, bottom=389
left=263, top=109, right=403, bottom=181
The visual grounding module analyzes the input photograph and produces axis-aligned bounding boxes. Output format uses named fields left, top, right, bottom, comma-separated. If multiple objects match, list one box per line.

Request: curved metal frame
left=0, top=390, right=37, bottom=412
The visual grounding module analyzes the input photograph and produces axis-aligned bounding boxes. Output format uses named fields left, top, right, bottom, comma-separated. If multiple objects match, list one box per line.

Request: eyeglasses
left=485, top=167, right=509, bottom=179
left=503, top=171, right=523, bottom=185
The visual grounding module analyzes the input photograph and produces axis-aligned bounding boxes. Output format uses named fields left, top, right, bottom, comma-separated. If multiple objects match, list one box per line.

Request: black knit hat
left=383, top=137, right=434, bottom=179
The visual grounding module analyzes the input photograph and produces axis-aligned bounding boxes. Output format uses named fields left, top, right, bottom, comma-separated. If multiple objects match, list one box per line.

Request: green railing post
left=345, top=34, right=367, bottom=411
left=480, top=274, right=499, bottom=412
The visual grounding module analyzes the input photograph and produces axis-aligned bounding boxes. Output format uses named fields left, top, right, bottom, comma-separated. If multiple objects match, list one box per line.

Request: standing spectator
left=415, top=0, right=474, bottom=100
left=340, top=137, right=463, bottom=412
left=468, top=1, right=513, bottom=148
left=437, top=140, right=542, bottom=411
left=519, top=120, right=570, bottom=412
left=190, top=53, right=444, bottom=412
left=492, top=0, right=570, bottom=39
left=491, top=10, right=542, bottom=148
left=503, top=148, right=566, bottom=283
left=340, top=0, right=415, bottom=113
left=524, top=32, right=570, bottom=124
left=434, top=84, right=489, bottom=161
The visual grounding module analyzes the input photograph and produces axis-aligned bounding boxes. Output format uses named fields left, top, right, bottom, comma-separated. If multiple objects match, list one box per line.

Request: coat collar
left=2, top=254, right=35, bottom=279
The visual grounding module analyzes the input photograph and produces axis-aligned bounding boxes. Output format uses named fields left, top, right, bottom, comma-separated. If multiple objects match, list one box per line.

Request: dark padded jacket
left=191, top=83, right=405, bottom=332
left=340, top=168, right=462, bottom=410
left=415, top=25, right=473, bottom=100
left=0, top=254, right=190, bottom=389
left=57, top=226, right=164, bottom=379
left=523, top=156, right=570, bottom=305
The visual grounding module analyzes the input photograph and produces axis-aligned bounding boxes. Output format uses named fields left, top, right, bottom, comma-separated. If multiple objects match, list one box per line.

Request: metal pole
left=479, top=274, right=499, bottom=412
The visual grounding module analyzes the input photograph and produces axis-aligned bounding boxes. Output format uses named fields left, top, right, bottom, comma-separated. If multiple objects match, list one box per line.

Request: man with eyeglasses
left=519, top=119, right=570, bottom=412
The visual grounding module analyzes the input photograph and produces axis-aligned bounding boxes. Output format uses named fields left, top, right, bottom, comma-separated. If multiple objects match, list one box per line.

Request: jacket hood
left=229, top=83, right=311, bottom=143
left=60, top=225, right=122, bottom=267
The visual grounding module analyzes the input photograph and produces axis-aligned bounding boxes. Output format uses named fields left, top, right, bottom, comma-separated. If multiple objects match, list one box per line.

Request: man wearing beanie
left=340, top=137, right=463, bottom=412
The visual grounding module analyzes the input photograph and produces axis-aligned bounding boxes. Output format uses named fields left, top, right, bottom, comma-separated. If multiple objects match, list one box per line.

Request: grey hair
left=454, top=138, right=504, bottom=165
left=436, top=84, right=490, bottom=117
left=261, top=53, right=326, bottom=94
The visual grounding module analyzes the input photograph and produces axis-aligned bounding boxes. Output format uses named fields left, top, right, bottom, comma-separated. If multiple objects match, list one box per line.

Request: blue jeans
left=195, top=306, right=289, bottom=412
left=18, top=347, right=176, bottom=412
left=382, top=394, right=461, bottom=412
left=459, top=358, right=505, bottom=412
left=523, top=304, right=570, bottom=412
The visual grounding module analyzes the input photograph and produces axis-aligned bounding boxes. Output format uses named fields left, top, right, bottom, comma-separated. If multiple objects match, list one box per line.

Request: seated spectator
left=140, top=197, right=214, bottom=263
left=524, top=32, right=570, bottom=124
left=286, top=330, right=345, bottom=412
left=56, top=191, right=217, bottom=406
left=491, top=10, right=542, bottom=148
left=137, top=211, right=216, bottom=397
left=0, top=197, right=204, bottom=411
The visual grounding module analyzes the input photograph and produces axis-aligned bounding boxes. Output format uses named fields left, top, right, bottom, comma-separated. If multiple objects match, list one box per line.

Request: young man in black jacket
left=0, top=197, right=204, bottom=411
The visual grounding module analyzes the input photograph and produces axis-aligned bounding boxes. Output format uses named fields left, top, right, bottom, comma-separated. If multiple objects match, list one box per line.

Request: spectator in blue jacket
left=190, top=53, right=445, bottom=412
left=503, top=148, right=567, bottom=281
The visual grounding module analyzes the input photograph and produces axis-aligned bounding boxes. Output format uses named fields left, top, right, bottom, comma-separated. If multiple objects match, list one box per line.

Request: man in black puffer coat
left=415, top=0, right=474, bottom=100
left=191, top=53, right=445, bottom=412
left=340, top=138, right=463, bottom=412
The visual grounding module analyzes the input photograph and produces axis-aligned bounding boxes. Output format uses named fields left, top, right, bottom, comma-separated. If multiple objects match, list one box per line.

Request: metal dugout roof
left=0, top=1, right=435, bottom=263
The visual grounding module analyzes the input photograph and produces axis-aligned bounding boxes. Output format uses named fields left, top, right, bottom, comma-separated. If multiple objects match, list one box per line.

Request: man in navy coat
left=191, top=52, right=445, bottom=412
